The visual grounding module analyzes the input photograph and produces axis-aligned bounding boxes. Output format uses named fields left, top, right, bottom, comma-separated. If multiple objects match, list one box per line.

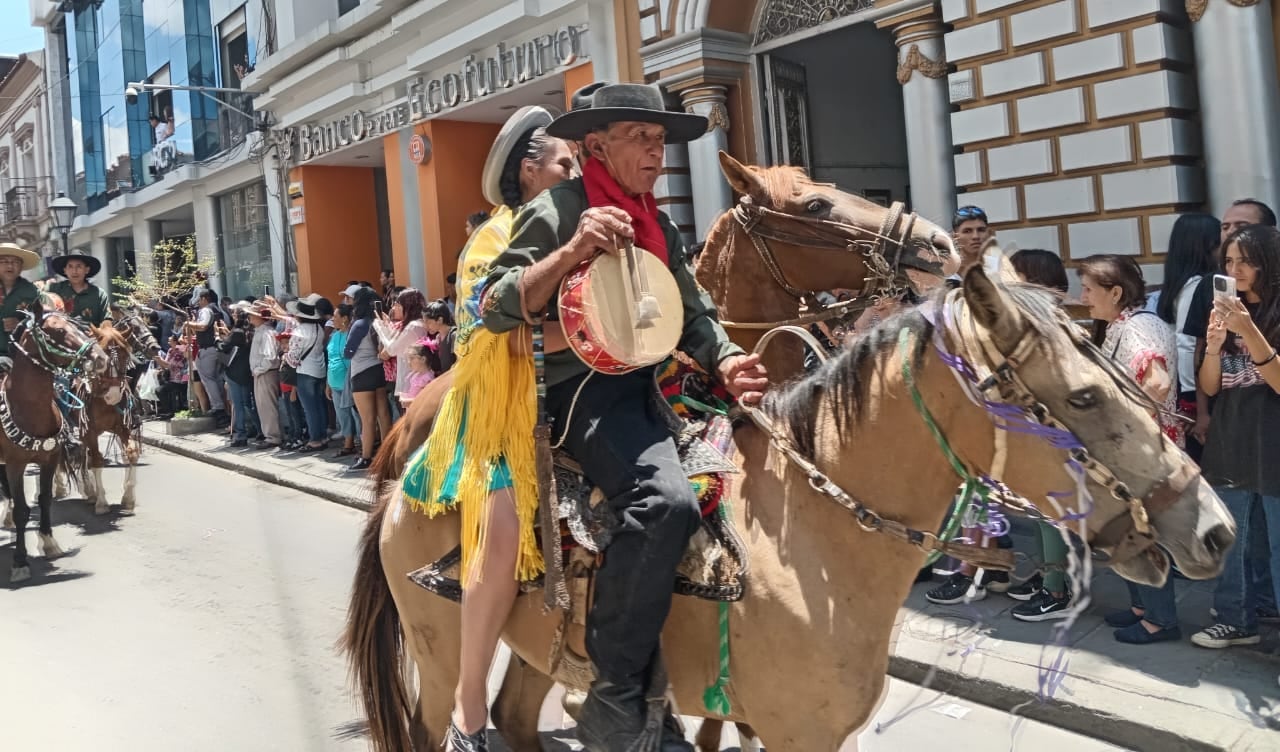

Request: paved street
left=0, top=449, right=1136, bottom=751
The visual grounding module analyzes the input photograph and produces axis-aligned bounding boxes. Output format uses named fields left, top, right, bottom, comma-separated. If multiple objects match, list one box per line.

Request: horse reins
left=734, top=326, right=1016, bottom=571
left=11, top=312, right=96, bottom=378
left=719, top=197, right=940, bottom=331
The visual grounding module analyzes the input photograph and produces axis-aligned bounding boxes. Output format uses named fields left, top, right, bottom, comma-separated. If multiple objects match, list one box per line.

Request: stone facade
left=945, top=0, right=1203, bottom=283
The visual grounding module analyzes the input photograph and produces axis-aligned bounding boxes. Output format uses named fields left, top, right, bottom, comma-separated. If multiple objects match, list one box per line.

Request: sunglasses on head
left=953, top=206, right=988, bottom=228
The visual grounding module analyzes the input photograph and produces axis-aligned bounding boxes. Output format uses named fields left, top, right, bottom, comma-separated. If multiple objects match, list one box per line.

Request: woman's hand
left=1191, top=413, right=1211, bottom=445
left=1213, top=296, right=1255, bottom=336
left=378, top=349, right=390, bottom=361
left=1205, top=312, right=1228, bottom=356
left=325, top=385, right=332, bottom=401
left=1140, top=361, right=1172, bottom=405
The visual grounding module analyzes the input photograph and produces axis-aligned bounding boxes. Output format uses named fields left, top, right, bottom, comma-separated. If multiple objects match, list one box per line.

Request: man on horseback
left=481, top=83, right=768, bottom=751
left=48, top=253, right=112, bottom=327
left=0, top=243, right=44, bottom=370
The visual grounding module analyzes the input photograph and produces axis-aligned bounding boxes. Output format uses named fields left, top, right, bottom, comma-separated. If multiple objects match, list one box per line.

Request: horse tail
left=368, top=414, right=410, bottom=495
left=341, top=489, right=414, bottom=752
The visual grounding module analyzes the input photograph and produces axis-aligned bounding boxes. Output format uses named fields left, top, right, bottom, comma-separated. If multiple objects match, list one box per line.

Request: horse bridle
left=11, top=311, right=97, bottom=378
left=738, top=289, right=1192, bottom=570
left=933, top=289, right=1194, bottom=565
left=722, top=197, right=948, bottom=330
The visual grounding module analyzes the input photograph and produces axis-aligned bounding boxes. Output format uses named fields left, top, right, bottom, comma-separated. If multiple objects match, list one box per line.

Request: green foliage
left=112, top=236, right=215, bottom=307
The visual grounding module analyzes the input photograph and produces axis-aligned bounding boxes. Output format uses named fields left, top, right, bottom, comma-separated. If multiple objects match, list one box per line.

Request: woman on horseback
left=399, top=105, right=575, bottom=750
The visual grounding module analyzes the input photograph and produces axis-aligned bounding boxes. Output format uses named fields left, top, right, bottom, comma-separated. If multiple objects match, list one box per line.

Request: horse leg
left=695, top=720, right=724, bottom=752
left=87, top=435, right=108, bottom=515
left=120, top=429, right=138, bottom=513
left=6, top=462, right=32, bottom=583
left=53, top=467, right=68, bottom=499
left=37, top=463, right=62, bottom=558
left=490, top=654, right=555, bottom=752
left=736, top=723, right=763, bottom=752
left=403, top=622, right=459, bottom=750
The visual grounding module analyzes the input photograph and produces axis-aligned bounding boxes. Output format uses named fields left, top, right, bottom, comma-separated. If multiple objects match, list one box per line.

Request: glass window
left=218, top=181, right=273, bottom=300
left=339, top=0, right=360, bottom=16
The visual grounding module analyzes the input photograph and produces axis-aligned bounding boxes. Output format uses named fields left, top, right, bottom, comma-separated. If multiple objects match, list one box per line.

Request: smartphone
left=374, top=300, right=384, bottom=314
left=262, top=284, right=271, bottom=298
left=1213, top=274, right=1237, bottom=302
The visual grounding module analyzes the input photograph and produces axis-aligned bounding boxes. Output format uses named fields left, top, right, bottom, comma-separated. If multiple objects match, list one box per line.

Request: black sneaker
left=1006, top=573, right=1044, bottom=601
left=350, top=457, right=372, bottom=471
left=1011, top=589, right=1071, bottom=622
left=925, top=573, right=984, bottom=605
left=229, top=439, right=248, bottom=448
left=1191, top=623, right=1261, bottom=649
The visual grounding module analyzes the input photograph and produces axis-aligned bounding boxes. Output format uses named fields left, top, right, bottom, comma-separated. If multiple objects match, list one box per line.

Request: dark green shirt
left=0, top=276, right=42, bottom=355
left=49, top=280, right=111, bottom=327
left=482, top=178, right=743, bottom=385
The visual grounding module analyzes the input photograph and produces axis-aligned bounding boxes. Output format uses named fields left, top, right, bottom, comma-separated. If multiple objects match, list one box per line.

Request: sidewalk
left=142, top=423, right=1280, bottom=751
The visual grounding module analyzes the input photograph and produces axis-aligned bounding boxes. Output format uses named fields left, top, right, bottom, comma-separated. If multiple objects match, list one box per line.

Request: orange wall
left=562, top=61, right=596, bottom=110
left=415, top=119, right=501, bottom=299
left=288, top=166, right=381, bottom=299
left=382, top=134, right=411, bottom=290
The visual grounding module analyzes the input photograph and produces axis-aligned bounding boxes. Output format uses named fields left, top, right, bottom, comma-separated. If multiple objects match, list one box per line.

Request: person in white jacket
left=373, top=287, right=430, bottom=407
left=247, top=302, right=283, bottom=448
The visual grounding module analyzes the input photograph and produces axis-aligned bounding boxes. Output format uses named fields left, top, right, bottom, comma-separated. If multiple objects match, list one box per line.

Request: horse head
left=90, top=322, right=134, bottom=406
left=698, top=152, right=957, bottom=380
left=17, top=304, right=110, bottom=378
left=761, top=264, right=1233, bottom=591
left=117, top=314, right=161, bottom=363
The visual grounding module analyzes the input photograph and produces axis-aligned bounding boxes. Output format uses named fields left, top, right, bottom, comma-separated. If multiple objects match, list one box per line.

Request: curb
left=886, top=655, right=1220, bottom=752
left=145, top=434, right=1237, bottom=752
left=141, top=434, right=373, bottom=513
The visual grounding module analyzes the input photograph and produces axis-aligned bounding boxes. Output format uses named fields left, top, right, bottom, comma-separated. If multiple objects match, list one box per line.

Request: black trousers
left=548, top=369, right=700, bottom=686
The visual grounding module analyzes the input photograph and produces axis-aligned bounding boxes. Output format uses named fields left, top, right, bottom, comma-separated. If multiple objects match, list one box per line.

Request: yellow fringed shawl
left=401, top=206, right=543, bottom=583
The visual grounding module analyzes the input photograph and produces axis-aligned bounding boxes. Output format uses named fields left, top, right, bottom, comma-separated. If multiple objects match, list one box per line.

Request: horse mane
left=95, top=324, right=131, bottom=350
left=762, top=283, right=1072, bottom=458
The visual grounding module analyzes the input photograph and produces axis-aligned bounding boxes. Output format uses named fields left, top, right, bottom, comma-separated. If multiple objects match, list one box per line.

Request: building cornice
left=640, top=28, right=752, bottom=76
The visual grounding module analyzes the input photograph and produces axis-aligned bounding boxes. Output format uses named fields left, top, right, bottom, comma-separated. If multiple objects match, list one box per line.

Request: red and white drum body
left=558, top=251, right=683, bottom=375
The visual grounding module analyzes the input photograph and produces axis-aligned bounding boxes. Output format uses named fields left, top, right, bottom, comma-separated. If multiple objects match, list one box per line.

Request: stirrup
left=442, top=717, right=488, bottom=752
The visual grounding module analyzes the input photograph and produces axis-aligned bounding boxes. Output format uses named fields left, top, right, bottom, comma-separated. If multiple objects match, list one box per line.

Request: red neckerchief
left=581, top=156, right=667, bottom=263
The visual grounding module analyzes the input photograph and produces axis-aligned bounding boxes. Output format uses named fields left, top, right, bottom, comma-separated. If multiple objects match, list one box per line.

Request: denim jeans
left=295, top=374, right=329, bottom=445
left=1211, top=487, right=1280, bottom=632
left=548, top=369, right=700, bottom=686
left=1126, top=575, right=1179, bottom=629
left=279, top=389, right=304, bottom=443
left=225, top=379, right=257, bottom=442
left=332, top=388, right=358, bottom=440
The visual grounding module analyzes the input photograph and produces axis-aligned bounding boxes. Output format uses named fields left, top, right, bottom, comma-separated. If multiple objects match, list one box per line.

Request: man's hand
left=718, top=353, right=768, bottom=406
left=2, top=317, right=16, bottom=334
left=565, top=207, right=634, bottom=264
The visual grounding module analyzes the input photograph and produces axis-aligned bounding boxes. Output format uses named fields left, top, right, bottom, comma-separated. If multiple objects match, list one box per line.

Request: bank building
left=21, top=0, right=1280, bottom=298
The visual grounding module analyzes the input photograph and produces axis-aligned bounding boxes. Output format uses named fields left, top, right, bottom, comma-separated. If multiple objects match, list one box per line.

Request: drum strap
left=533, top=323, right=572, bottom=612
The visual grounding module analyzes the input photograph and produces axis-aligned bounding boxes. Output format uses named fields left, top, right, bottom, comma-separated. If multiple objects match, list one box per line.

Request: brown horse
left=81, top=324, right=142, bottom=515
left=345, top=257, right=1234, bottom=752
left=1, top=304, right=108, bottom=583
left=356, top=155, right=961, bottom=748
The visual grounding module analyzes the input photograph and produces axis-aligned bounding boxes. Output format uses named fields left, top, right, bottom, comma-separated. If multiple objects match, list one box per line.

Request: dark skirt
left=351, top=364, right=385, bottom=393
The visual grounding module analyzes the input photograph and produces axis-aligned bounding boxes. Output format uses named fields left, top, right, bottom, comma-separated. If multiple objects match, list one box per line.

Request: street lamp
left=49, top=192, right=77, bottom=255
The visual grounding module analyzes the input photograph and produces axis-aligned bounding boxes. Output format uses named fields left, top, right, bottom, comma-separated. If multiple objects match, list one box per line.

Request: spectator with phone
left=1191, top=224, right=1280, bottom=650
left=345, top=288, right=393, bottom=471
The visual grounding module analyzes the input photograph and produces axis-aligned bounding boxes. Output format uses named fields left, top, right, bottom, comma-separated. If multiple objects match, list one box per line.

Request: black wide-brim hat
left=546, top=83, right=708, bottom=145
left=51, top=252, right=102, bottom=278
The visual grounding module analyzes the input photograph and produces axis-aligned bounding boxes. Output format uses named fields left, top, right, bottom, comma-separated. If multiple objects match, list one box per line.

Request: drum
left=558, top=245, right=682, bottom=375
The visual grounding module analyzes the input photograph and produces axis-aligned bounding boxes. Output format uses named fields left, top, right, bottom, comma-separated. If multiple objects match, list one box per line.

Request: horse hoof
left=10, top=565, right=30, bottom=583
left=39, top=534, right=64, bottom=558
left=94, top=502, right=110, bottom=516
left=121, top=496, right=136, bottom=512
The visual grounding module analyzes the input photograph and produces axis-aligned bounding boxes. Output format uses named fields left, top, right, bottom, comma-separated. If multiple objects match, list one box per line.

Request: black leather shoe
left=576, top=682, right=693, bottom=752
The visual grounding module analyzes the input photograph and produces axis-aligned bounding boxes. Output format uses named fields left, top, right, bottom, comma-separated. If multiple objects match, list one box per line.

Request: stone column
left=131, top=214, right=156, bottom=286
left=191, top=187, right=223, bottom=295
left=680, top=85, right=733, bottom=242
left=1191, top=0, right=1280, bottom=211
left=889, top=16, right=956, bottom=226
left=90, top=236, right=112, bottom=300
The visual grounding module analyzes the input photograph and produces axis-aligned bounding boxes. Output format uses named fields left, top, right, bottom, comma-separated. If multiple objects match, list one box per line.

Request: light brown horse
left=345, top=253, right=1235, bottom=751
left=0, top=304, right=108, bottom=583
left=81, top=324, right=141, bottom=515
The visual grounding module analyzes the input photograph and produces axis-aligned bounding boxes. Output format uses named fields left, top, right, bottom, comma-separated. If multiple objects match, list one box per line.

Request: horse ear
left=962, top=263, right=1028, bottom=353
left=718, top=151, right=765, bottom=200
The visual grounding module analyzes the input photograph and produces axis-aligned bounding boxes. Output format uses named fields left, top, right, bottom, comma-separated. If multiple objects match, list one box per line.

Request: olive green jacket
left=49, top=280, right=112, bottom=327
left=0, top=276, right=42, bottom=355
left=482, top=178, right=743, bottom=386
